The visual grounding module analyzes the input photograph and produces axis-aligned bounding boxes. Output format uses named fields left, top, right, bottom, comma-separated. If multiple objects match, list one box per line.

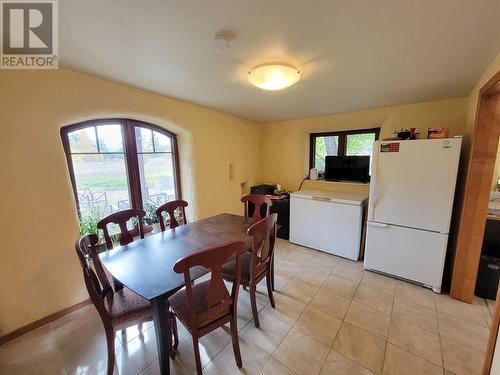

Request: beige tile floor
left=0, top=238, right=494, bottom=375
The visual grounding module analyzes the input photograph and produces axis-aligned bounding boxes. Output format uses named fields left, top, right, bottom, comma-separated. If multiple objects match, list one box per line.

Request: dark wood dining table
left=99, top=213, right=268, bottom=375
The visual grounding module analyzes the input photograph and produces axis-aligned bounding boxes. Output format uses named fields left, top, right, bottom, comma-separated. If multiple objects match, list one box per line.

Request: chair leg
left=192, top=336, right=202, bottom=375
left=230, top=318, right=242, bottom=368
left=271, top=255, right=276, bottom=291
left=104, top=326, right=115, bottom=375
left=170, top=313, right=179, bottom=359
left=266, top=271, right=275, bottom=308
left=250, top=283, right=260, bottom=328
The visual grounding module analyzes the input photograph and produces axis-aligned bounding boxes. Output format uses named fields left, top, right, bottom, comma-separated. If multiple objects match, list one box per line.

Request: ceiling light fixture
left=248, top=63, right=300, bottom=91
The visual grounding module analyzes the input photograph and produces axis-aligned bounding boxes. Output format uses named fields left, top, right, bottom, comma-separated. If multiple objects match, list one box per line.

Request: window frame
left=309, top=127, right=381, bottom=170
left=60, top=118, right=182, bottom=218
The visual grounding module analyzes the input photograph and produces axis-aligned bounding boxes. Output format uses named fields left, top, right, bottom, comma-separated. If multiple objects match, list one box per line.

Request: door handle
left=368, top=142, right=379, bottom=221
left=368, top=222, right=388, bottom=228
left=313, top=196, right=330, bottom=202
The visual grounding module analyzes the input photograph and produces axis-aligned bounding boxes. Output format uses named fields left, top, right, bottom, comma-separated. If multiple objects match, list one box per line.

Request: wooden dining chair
left=241, top=194, right=273, bottom=220
left=97, top=208, right=146, bottom=250
left=221, top=213, right=277, bottom=328
left=169, top=241, right=245, bottom=375
left=75, top=235, right=178, bottom=375
left=156, top=200, right=188, bottom=231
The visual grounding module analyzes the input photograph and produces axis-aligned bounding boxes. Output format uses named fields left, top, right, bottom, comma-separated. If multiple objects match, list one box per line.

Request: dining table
left=99, top=213, right=274, bottom=375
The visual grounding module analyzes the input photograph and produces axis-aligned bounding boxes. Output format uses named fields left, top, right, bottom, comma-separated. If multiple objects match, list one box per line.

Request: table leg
left=151, top=297, right=171, bottom=375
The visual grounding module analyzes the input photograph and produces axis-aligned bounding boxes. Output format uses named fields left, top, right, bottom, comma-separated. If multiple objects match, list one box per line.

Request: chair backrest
left=97, top=209, right=146, bottom=249
left=75, top=235, right=112, bottom=325
left=156, top=200, right=188, bottom=231
left=75, top=235, right=112, bottom=297
left=173, top=241, right=245, bottom=331
left=247, top=213, right=278, bottom=277
left=241, top=194, right=273, bottom=220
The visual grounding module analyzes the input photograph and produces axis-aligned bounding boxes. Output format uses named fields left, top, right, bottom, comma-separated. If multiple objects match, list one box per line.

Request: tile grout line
left=386, top=289, right=447, bottom=368
left=379, top=279, right=397, bottom=374
left=269, top=247, right=342, bottom=374
left=245, top=242, right=303, bottom=374
left=434, top=292, right=447, bottom=374
left=316, top=257, right=370, bottom=375
left=260, top=243, right=316, bottom=375
left=390, top=282, right=450, bottom=371
left=318, top=262, right=392, bottom=375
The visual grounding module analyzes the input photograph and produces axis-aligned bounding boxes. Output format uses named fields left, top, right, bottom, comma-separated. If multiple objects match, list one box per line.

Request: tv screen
left=324, top=156, right=370, bottom=183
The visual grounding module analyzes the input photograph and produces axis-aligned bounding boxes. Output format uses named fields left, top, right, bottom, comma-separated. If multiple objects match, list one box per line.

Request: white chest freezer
left=290, top=189, right=368, bottom=260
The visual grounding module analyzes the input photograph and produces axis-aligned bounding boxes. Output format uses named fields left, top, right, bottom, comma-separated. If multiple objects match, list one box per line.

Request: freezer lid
left=291, top=189, right=368, bottom=205
left=368, top=138, right=461, bottom=233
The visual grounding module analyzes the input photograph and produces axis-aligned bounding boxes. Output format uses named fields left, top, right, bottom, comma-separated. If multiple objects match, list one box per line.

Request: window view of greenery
left=346, top=133, right=376, bottom=156
left=135, top=127, right=175, bottom=209
left=313, top=131, right=377, bottom=172
left=315, top=136, right=338, bottom=172
left=68, top=123, right=176, bottom=235
left=69, top=125, right=131, bottom=231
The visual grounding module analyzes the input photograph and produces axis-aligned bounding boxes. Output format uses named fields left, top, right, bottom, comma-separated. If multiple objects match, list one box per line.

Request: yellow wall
left=260, top=98, right=467, bottom=192
left=465, top=52, right=500, bottom=132
left=462, top=52, right=500, bottom=191
left=0, top=68, right=261, bottom=335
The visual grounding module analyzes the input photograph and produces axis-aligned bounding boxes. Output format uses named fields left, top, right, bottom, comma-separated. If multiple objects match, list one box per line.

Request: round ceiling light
left=248, top=63, right=300, bottom=90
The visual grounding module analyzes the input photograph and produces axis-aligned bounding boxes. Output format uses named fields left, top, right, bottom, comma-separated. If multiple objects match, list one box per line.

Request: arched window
left=61, top=119, right=181, bottom=228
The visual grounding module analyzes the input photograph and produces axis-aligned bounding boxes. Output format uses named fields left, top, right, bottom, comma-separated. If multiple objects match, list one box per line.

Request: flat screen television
left=324, top=155, right=370, bottom=183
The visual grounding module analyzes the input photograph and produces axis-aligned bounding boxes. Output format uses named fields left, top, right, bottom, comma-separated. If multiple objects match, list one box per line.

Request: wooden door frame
left=450, top=69, right=500, bottom=303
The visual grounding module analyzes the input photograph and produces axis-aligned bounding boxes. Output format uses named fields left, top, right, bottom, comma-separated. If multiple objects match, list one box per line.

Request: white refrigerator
left=364, top=137, right=462, bottom=293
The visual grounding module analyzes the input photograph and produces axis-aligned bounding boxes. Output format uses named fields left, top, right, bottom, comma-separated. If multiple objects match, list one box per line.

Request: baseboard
left=0, top=298, right=91, bottom=345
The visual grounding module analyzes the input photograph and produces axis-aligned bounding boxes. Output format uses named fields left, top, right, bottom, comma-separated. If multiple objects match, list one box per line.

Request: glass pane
left=135, top=127, right=153, bottom=153
left=315, top=135, right=338, bottom=171
left=68, top=127, right=97, bottom=153
left=138, top=153, right=175, bottom=208
left=72, top=154, right=131, bottom=219
left=346, top=133, right=376, bottom=155
left=153, top=131, right=172, bottom=152
left=96, top=124, right=124, bottom=153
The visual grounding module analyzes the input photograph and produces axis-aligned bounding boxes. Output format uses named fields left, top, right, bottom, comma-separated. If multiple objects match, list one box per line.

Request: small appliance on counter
left=250, top=184, right=276, bottom=195
left=309, top=168, right=319, bottom=180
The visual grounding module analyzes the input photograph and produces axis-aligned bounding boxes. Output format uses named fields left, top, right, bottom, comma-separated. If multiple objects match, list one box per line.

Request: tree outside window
left=310, top=128, right=380, bottom=172
left=61, top=119, right=181, bottom=235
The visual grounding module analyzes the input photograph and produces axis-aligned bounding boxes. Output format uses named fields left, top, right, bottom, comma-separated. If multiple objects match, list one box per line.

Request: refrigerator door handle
left=368, top=142, right=380, bottom=221
left=368, top=221, right=388, bottom=228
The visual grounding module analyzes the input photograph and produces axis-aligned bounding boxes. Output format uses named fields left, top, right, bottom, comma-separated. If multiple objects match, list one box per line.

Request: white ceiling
left=59, top=0, right=500, bottom=122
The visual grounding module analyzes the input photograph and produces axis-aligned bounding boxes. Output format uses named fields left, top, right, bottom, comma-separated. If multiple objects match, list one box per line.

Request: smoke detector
left=214, top=31, right=235, bottom=49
